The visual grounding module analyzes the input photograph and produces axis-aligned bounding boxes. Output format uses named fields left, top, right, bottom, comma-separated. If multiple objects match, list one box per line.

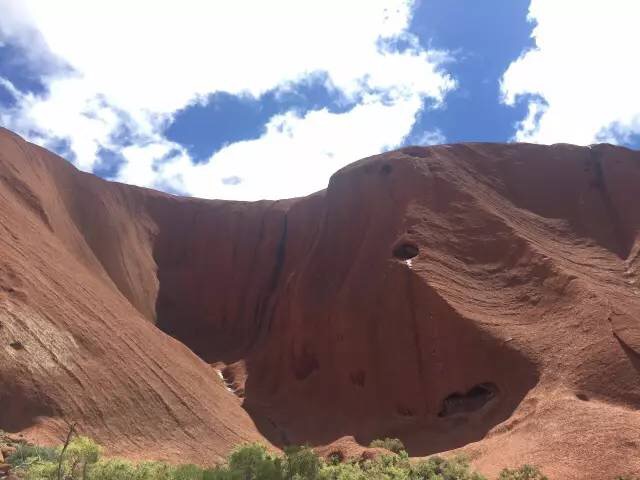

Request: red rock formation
left=1, top=127, right=639, bottom=478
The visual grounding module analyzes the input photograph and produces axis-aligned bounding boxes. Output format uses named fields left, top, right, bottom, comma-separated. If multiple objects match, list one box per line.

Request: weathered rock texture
left=1, top=127, right=640, bottom=478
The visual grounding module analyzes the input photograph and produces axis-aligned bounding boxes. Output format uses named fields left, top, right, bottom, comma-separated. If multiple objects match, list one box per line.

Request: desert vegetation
left=368, top=438, right=406, bottom=455
left=0, top=432, right=556, bottom=480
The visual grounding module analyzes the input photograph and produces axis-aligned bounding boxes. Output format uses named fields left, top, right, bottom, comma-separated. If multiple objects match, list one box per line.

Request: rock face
left=1, top=127, right=640, bottom=478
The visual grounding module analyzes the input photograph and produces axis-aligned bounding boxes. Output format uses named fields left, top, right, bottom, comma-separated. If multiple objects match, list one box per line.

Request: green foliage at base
left=497, top=465, right=548, bottom=480
left=8, top=436, right=101, bottom=480
left=411, top=455, right=487, bottom=480
left=6, top=435, right=556, bottom=480
left=7, top=444, right=60, bottom=468
left=367, top=438, right=406, bottom=455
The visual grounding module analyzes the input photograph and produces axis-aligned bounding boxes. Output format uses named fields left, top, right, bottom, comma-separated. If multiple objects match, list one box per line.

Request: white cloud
left=501, top=0, right=640, bottom=145
left=413, top=128, right=446, bottom=146
left=159, top=94, right=423, bottom=199
left=0, top=0, right=454, bottom=199
left=0, top=77, right=21, bottom=100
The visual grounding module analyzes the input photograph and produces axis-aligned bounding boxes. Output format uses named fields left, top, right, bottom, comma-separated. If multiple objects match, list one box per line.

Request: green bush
left=201, top=467, right=234, bottom=480
left=227, top=443, right=283, bottom=480
left=63, top=436, right=102, bottom=480
left=358, top=453, right=411, bottom=480
left=497, top=465, right=548, bottom=480
left=284, top=446, right=321, bottom=480
left=8, top=436, right=103, bottom=480
left=89, top=459, right=137, bottom=480
left=7, top=443, right=60, bottom=480
left=368, top=438, right=406, bottom=455
left=318, top=462, right=366, bottom=480
left=66, top=437, right=101, bottom=465
left=133, top=461, right=176, bottom=480
left=172, top=464, right=206, bottom=480
left=326, top=453, right=343, bottom=467
left=23, top=460, right=58, bottom=480
left=7, top=444, right=59, bottom=468
left=10, top=436, right=553, bottom=480
left=412, top=456, right=486, bottom=480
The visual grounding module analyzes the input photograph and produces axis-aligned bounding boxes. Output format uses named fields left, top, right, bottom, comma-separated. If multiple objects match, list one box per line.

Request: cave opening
left=438, top=382, right=498, bottom=417
left=393, top=242, right=419, bottom=261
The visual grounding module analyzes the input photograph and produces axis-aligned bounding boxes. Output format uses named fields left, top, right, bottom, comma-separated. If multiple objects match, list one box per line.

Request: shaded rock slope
left=1, top=127, right=639, bottom=478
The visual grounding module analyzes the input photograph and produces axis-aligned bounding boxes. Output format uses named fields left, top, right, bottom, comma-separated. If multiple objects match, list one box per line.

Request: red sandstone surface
left=1, top=127, right=639, bottom=478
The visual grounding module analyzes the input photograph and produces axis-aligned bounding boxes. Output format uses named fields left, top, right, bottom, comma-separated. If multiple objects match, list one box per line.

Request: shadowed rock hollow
left=1, top=127, right=639, bottom=478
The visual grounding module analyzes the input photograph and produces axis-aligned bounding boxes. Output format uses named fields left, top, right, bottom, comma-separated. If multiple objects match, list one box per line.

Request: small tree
left=65, top=437, right=101, bottom=480
left=57, top=423, right=77, bottom=480
left=283, top=446, right=321, bottom=480
left=228, top=443, right=283, bottom=480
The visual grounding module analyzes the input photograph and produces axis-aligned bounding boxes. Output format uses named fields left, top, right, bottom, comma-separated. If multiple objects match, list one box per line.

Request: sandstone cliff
left=1, top=127, right=639, bottom=478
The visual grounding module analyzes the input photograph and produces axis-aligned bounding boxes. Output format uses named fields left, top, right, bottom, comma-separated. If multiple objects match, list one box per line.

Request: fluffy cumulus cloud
left=0, top=0, right=454, bottom=200
left=501, top=0, right=640, bottom=145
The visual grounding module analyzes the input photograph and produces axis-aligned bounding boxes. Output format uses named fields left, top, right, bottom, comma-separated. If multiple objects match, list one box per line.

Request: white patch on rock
left=214, top=368, right=235, bottom=394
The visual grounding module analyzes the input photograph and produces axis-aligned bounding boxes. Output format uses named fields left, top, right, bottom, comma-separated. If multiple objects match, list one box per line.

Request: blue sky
left=1, top=0, right=639, bottom=200
left=406, top=0, right=535, bottom=144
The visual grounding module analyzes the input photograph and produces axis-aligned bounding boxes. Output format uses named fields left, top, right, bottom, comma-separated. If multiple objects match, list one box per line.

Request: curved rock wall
left=1, top=128, right=640, bottom=477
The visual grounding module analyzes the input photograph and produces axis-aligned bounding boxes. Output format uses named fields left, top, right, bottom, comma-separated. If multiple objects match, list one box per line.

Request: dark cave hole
left=438, top=382, right=498, bottom=417
left=393, top=242, right=419, bottom=261
left=9, top=341, right=24, bottom=350
left=576, top=392, right=589, bottom=401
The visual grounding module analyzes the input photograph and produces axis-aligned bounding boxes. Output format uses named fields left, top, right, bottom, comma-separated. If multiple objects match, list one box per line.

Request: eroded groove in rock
left=588, top=145, right=633, bottom=258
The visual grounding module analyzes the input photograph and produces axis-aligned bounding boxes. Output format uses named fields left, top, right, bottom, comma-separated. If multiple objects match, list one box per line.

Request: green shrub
left=63, top=436, right=102, bottom=480
left=284, top=446, right=321, bottom=480
left=228, top=443, right=283, bottom=480
left=359, top=454, right=411, bottom=480
left=7, top=444, right=59, bottom=468
left=23, top=460, right=58, bottom=480
left=497, top=465, right=547, bottom=480
left=406, top=455, right=486, bottom=480
left=368, top=438, right=406, bottom=455
left=172, top=463, right=206, bottom=480
left=89, top=458, right=138, bottom=480
left=8, top=436, right=103, bottom=480
left=7, top=444, right=59, bottom=480
left=319, top=462, right=366, bottom=480
left=11, top=435, right=554, bottom=480
left=133, top=461, right=175, bottom=480
left=66, top=437, right=101, bottom=465
left=201, top=466, right=234, bottom=480
left=326, top=452, right=343, bottom=467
